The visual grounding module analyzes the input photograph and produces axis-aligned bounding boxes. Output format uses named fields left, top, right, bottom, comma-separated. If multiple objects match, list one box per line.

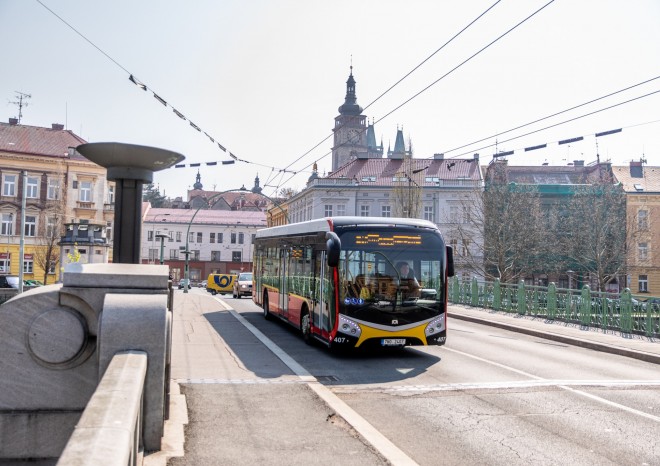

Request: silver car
left=232, top=272, right=253, bottom=299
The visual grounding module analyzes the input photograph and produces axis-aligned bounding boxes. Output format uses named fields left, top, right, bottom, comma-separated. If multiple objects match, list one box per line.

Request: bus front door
left=279, top=248, right=288, bottom=318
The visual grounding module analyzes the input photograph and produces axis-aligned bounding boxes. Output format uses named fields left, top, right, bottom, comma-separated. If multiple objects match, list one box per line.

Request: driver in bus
left=397, top=262, right=420, bottom=298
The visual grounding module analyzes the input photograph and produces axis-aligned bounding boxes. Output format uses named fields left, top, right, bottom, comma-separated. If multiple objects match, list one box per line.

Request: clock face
left=347, top=129, right=360, bottom=144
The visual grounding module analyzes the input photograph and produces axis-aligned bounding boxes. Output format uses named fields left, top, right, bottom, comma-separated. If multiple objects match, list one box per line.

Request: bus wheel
left=211, top=290, right=217, bottom=296
left=263, top=292, right=271, bottom=320
left=301, top=308, right=311, bottom=344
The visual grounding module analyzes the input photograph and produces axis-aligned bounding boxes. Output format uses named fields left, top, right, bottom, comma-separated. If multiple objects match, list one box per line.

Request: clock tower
left=332, top=67, right=367, bottom=171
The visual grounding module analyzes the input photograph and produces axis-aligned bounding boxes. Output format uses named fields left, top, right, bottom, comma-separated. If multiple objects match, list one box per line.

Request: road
left=173, top=289, right=660, bottom=465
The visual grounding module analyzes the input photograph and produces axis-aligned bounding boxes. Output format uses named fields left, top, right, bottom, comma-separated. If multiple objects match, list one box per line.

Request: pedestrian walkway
left=146, top=293, right=660, bottom=466
left=448, top=304, right=660, bottom=364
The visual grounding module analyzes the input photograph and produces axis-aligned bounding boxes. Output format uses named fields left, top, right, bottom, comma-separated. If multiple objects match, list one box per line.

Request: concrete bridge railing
left=0, top=263, right=172, bottom=463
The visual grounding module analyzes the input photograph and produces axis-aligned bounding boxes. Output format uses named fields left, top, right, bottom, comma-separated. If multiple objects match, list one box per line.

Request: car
left=198, top=280, right=207, bottom=288
left=178, top=279, right=190, bottom=290
left=24, top=279, right=44, bottom=287
left=0, top=276, right=20, bottom=289
left=232, top=272, right=253, bottom=299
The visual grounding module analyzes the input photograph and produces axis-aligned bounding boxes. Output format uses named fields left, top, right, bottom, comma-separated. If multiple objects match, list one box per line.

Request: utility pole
left=9, top=92, right=31, bottom=123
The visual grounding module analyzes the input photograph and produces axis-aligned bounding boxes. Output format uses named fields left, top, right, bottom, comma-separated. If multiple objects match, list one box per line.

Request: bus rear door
left=279, top=247, right=289, bottom=318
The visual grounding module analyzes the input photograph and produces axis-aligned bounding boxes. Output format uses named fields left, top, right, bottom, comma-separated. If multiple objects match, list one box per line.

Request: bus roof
left=255, top=217, right=439, bottom=239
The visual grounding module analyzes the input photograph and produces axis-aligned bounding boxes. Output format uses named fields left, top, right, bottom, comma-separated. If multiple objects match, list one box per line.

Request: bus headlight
left=425, top=316, right=445, bottom=337
left=339, top=315, right=362, bottom=337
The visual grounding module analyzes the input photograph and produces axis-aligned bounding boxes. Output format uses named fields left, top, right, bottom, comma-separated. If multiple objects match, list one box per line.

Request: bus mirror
left=446, top=246, right=455, bottom=277
left=326, top=231, right=341, bottom=267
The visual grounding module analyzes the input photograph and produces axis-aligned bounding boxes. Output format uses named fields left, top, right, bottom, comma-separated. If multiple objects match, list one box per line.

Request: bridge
left=1, top=264, right=658, bottom=465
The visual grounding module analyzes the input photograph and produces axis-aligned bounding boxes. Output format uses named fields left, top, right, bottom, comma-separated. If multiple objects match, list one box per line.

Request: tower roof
left=338, top=66, right=363, bottom=116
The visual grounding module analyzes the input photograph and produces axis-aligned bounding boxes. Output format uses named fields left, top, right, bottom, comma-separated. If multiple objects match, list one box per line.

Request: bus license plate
left=381, top=338, right=406, bottom=346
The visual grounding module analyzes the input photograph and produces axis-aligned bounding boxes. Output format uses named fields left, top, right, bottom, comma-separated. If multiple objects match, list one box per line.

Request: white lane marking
left=331, top=380, right=660, bottom=393
left=214, top=298, right=419, bottom=466
left=444, top=347, right=660, bottom=423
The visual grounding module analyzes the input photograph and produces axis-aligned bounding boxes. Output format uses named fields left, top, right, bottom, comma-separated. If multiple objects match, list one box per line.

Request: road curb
left=448, top=311, right=660, bottom=365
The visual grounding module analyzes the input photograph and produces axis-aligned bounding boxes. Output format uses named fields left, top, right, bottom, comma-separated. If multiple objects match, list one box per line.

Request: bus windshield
left=336, top=228, right=445, bottom=326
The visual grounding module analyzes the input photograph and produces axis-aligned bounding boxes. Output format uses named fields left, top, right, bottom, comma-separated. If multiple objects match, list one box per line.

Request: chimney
left=434, top=153, right=444, bottom=160
left=473, top=153, right=480, bottom=162
left=573, top=160, right=584, bottom=167
left=52, top=123, right=64, bottom=130
left=8, top=118, right=18, bottom=125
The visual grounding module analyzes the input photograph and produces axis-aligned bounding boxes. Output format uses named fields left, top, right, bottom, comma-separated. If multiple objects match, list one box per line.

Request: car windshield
left=239, top=273, right=252, bottom=281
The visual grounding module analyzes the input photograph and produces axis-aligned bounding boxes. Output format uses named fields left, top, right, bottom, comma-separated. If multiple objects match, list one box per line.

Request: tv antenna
left=9, top=91, right=31, bottom=123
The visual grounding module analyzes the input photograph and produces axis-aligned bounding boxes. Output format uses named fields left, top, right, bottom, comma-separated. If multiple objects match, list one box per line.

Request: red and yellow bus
left=253, top=217, right=454, bottom=349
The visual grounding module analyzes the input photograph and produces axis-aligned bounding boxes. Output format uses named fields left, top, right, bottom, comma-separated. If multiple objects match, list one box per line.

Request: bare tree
left=33, top=208, right=64, bottom=285
left=559, top=180, right=628, bottom=291
left=392, top=158, right=423, bottom=218
left=447, top=182, right=547, bottom=283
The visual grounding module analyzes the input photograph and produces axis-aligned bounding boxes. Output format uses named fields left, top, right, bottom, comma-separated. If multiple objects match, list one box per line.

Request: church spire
left=193, top=169, right=203, bottom=190
left=338, top=65, right=363, bottom=116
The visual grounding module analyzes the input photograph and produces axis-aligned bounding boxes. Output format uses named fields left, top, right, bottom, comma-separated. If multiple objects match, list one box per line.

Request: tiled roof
left=486, top=162, right=608, bottom=185
left=144, top=207, right=267, bottom=226
left=188, top=189, right=270, bottom=207
left=0, top=122, right=87, bottom=159
left=612, top=165, right=660, bottom=193
left=326, top=157, right=482, bottom=187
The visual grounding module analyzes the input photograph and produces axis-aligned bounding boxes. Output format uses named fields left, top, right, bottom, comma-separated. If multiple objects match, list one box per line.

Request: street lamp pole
left=156, top=234, right=168, bottom=265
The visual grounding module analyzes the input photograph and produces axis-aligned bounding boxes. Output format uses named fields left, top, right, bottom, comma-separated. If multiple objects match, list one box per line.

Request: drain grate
left=315, top=375, right=339, bottom=382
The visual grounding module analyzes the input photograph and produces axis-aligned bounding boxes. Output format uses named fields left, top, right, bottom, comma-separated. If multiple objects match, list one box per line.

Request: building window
left=324, top=205, right=333, bottom=217
left=238, top=232, right=244, bottom=244
left=218, top=232, right=224, bottom=243
left=251, top=233, right=256, bottom=243
left=196, top=232, right=202, bottom=243
left=424, top=206, right=434, bottom=222
left=24, top=215, right=36, bottom=237
left=149, top=249, right=158, bottom=261
left=462, top=206, right=471, bottom=224
left=3, top=174, right=17, bottom=197
left=46, top=216, right=57, bottom=238
left=231, top=232, right=236, bottom=244
left=232, top=251, right=242, bottom=262
left=211, top=251, right=221, bottom=261
left=168, top=231, right=174, bottom=242
left=176, top=231, right=182, bottom=242
left=23, top=258, right=33, bottom=274
left=638, top=242, right=648, bottom=261
left=381, top=205, right=391, bottom=217
left=26, top=177, right=39, bottom=198
left=79, top=181, right=92, bottom=202
left=450, top=206, right=459, bottom=223
left=47, top=178, right=60, bottom=200
left=1, top=213, right=13, bottom=236
left=638, top=275, right=648, bottom=292
left=0, top=255, right=9, bottom=273
left=360, top=205, right=369, bottom=217
left=170, top=249, right=179, bottom=259
left=189, top=232, right=194, bottom=243
left=336, top=205, right=346, bottom=216
left=192, top=250, right=200, bottom=260
left=108, top=185, right=115, bottom=204
left=638, top=210, right=648, bottom=230
left=210, top=232, right=216, bottom=243
left=106, top=221, right=113, bottom=241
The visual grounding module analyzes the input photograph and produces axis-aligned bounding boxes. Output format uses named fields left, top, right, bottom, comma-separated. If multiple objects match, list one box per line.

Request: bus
left=253, top=217, right=454, bottom=349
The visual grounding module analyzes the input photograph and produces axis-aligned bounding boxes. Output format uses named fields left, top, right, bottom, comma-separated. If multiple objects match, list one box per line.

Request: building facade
left=0, top=120, right=114, bottom=283
left=141, top=205, right=266, bottom=283
left=612, top=161, right=660, bottom=296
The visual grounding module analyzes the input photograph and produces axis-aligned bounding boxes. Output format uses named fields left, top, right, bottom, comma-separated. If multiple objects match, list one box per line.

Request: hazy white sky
left=2, top=0, right=659, bottom=199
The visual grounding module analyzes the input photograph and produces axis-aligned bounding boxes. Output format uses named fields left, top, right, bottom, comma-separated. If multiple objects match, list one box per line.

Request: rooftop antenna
left=9, top=91, right=31, bottom=123
left=595, top=138, right=600, bottom=164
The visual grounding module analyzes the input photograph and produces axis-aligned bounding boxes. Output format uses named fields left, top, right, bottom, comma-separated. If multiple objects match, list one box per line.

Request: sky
left=1, top=0, right=659, bottom=200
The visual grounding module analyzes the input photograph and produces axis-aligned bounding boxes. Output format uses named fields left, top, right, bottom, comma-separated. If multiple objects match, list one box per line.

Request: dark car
left=0, top=276, right=20, bottom=289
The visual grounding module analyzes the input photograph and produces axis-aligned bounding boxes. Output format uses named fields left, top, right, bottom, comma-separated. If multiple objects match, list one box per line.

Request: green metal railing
left=448, top=277, right=660, bottom=338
